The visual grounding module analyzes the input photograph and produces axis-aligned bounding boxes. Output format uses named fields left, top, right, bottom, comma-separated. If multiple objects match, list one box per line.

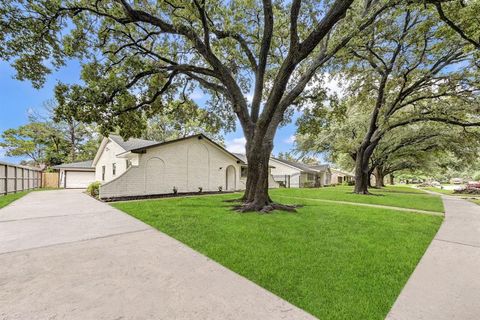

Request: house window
left=241, top=166, right=248, bottom=178
left=307, top=173, right=315, bottom=181
left=102, top=166, right=106, bottom=181
left=126, top=159, right=132, bottom=168
left=112, top=163, right=116, bottom=176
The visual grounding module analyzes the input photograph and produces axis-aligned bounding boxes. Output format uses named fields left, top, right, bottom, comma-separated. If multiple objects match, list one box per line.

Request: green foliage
left=86, top=181, right=101, bottom=198
left=296, top=5, right=480, bottom=185
left=473, top=172, right=480, bottom=182
left=426, top=0, right=480, bottom=51
left=142, top=99, right=227, bottom=143
left=0, top=122, right=66, bottom=166
left=276, top=151, right=297, bottom=162
left=0, top=0, right=398, bottom=144
left=0, top=104, right=100, bottom=166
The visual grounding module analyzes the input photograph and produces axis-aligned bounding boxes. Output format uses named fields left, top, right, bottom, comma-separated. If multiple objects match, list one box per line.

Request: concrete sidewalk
left=386, top=195, right=480, bottom=320
left=0, top=190, right=315, bottom=320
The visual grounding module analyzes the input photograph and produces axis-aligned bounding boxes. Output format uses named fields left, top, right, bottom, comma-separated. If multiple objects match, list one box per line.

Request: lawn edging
left=274, top=194, right=444, bottom=216
left=0, top=191, right=31, bottom=209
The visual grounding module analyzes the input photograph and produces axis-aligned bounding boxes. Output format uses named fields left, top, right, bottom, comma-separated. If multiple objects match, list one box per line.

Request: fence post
left=5, top=165, right=8, bottom=195
left=14, top=166, right=18, bottom=193
left=3, top=165, right=5, bottom=194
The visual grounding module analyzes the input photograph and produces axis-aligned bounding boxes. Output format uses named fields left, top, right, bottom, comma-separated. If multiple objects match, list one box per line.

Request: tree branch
left=432, top=2, right=479, bottom=49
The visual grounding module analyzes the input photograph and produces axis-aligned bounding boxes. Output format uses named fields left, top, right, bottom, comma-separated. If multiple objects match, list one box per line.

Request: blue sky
left=0, top=59, right=299, bottom=163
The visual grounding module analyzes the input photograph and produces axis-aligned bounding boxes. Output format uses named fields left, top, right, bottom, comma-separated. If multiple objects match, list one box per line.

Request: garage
left=53, top=160, right=96, bottom=189
left=64, top=170, right=96, bottom=188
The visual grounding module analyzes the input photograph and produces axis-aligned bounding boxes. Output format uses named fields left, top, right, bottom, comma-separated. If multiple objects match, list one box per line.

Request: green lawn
left=113, top=192, right=442, bottom=320
left=468, top=199, right=480, bottom=206
left=0, top=191, right=30, bottom=209
left=270, top=185, right=444, bottom=212
left=418, top=187, right=455, bottom=195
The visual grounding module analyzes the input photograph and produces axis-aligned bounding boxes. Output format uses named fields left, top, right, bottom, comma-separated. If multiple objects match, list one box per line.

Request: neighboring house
left=52, top=160, right=95, bottom=189
left=94, top=134, right=277, bottom=200
left=232, top=153, right=279, bottom=190
left=269, top=158, right=331, bottom=188
left=330, top=168, right=354, bottom=185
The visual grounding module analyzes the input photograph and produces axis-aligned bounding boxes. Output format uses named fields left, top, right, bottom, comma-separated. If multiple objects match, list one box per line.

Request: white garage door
left=65, top=171, right=95, bottom=189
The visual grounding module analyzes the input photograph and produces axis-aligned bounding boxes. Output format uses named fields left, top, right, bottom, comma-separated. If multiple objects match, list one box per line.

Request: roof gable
left=93, top=135, right=158, bottom=166
left=130, top=134, right=245, bottom=164
left=109, top=134, right=158, bottom=151
left=52, top=160, right=94, bottom=169
left=94, top=134, right=244, bottom=166
left=271, top=158, right=318, bottom=173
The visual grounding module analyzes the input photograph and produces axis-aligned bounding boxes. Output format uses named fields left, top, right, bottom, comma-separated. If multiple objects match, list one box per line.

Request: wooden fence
left=0, top=161, right=42, bottom=195
left=42, top=172, right=59, bottom=188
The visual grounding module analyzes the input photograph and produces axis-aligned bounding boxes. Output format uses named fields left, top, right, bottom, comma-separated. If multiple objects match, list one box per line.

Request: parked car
left=450, top=178, right=464, bottom=184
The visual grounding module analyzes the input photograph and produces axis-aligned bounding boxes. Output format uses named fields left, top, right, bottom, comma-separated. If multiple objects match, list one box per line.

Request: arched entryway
left=145, top=157, right=165, bottom=194
left=225, top=165, right=236, bottom=191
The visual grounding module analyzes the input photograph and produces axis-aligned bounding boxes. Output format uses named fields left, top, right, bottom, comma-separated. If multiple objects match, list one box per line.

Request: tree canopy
left=296, top=5, right=480, bottom=193
left=2, top=0, right=479, bottom=206
left=1, top=0, right=402, bottom=210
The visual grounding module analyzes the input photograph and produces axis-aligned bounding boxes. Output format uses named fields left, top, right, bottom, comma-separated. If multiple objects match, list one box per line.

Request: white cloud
left=225, top=137, right=246, bottom=154
left=283, top=135, right=296, bottom=144
left=305, top=73, right=345, bottom=97
left=324, top=75, right=344, bottom=97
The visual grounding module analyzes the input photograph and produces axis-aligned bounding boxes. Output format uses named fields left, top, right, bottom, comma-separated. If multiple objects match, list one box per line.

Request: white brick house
left=269, top=158, right=331, bottom=188
left=91, top=134, right=277, bottom=200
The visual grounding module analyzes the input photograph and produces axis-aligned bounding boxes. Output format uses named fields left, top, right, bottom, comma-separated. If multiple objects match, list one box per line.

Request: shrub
left=218, top=186, right=223, bottom=192
left=453, top=187, right=480, bottom=195
left=173, top=186, right=178, bottom=195
left=473, top=172, right=480, bottom=181
left=87, top=181, right=101, bottom=198
left=198, top=187, right=203, bottom=193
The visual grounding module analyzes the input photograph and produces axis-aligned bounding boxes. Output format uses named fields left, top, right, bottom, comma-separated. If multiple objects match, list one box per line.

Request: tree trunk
left=242, top=144, right=272, bottom=208
left=354, top=149, right=370, bottom=194
left=235, top=137, right=296, bottom=213
left=353, top=143, right=377, bottom=194
left=389, top=174, right=395, bottom=185
left=374, top=167, right=385, bottom=188
left=69, top=123, right=76, bottom=162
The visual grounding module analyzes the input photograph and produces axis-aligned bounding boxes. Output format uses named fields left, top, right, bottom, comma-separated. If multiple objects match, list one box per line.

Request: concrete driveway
left=0, top=190, right=315, bottom=320
left=387, top=195, right=480, bottom=320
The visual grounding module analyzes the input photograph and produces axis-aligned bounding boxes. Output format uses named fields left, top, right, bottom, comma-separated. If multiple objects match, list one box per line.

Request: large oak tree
left=307, top=6, right=480, bottom=194
left=1, top=0, right=397, bottom=211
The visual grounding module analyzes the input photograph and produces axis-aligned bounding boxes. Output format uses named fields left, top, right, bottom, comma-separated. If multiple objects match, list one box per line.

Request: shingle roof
left=232, top=153, right=247, bottom=163
left=272, top=158, right=320, bottom=173
left=309, top=164, right=330, bottom=172
left=331, top=168, right=354, bottom=176
left=109, top=134, right=159, bottom=151
left=52, top=160, right=94, bottom=169
left=231, top=153, right=278, bottom=168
